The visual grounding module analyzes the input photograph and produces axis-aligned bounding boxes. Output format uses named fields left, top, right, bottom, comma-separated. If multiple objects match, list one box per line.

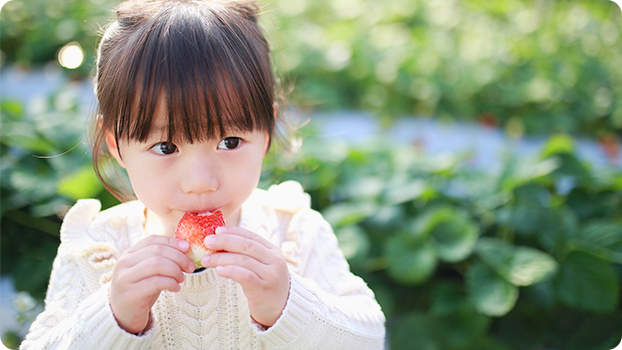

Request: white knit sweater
left=20, top=181, right=385, bottom=349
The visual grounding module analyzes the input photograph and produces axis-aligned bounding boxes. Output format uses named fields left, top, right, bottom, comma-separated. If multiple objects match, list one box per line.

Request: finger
left=116, top=275, right=182, bottom=300
left=213, top=264, right=263, bottom=288
left=206, top=229, right=276, bottom=263
left=127, top=235, right=190, bottom=254
left=215, top=227, right=273, bottom=249
left=133, top=275, right=183, bottom=294
left=201, top=251, right=269, bottom=277
left=120, top=239, right=195, bottom=273
left=119, top=255, right=188, bottom=284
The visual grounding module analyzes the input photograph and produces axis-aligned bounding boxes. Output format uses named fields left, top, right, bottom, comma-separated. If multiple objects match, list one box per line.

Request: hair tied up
left=114, top=0, right=261, bottom=25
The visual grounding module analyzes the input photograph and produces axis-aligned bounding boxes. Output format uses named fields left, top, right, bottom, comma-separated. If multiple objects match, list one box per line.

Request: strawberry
left=174, top=211, right=226, bottom=267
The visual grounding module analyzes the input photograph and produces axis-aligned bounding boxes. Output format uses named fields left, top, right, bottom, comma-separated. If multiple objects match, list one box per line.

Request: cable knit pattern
left=20, top=181, right=385, bottom=349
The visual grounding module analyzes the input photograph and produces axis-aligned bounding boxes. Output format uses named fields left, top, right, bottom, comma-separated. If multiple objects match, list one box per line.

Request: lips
left=188, top=210, right=217, bottom=216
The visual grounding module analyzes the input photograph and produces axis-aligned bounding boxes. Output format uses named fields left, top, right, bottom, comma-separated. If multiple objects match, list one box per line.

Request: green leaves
left=5, top=0, right=622, bottom=137
left=569, top=219, right=622, bottom=263
left=1, top=97, right=107, bottom=216
left=335, top=225, right=370, bottom=268
left=267, top=0, right=622, bottom=137
left=467, top=262, right=519, bottom=317
left=541, top=133, right=575, bottom=159
left=323, top=201, right=378, bottom=227
left=427, top=208, right=479, bottom=263
left=276, top=131, right=622, bottom=345
left=57, top=165, right=103, bottom=201
left=386, top=235, right=438, bottom=285
left=467, top=238, right=558, bottom=316
left=555, top=251, right=620, bottom=313
left=391, top=283, right=496, bottom=350
left=505, top=247, right=558, bottom=286
left=385, top=206, right=480, bottom=286
left=475, top=238, right=558, bottom=287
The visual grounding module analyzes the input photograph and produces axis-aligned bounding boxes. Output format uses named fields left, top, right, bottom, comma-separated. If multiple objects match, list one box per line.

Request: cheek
left=124, top=160, right=170, bottom=202
left=241, top=152, right=264, bottom=180
left=226, top=152, right=263, bottom=194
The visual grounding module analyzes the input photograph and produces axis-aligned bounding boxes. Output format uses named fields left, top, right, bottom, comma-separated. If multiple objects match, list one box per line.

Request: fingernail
left=215, top=227, right=226, bottom=235
left=179, top=240, right=189, bottom=250
left=201, top=256, right=209, bottom=266
left=204, top=235, right=215, bottom=247
left=189, top=261, right=196, bottom=272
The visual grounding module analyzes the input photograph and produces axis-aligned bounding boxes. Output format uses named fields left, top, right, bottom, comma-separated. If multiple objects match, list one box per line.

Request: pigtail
left=222, top=0, right=261, bottom=24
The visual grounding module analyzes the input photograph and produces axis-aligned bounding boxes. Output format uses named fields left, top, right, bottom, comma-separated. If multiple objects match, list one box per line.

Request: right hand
left=109, top=235, right=195, bottom=334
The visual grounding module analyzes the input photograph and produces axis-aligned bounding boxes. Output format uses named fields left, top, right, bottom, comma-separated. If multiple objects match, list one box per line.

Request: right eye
left=150, top=142, right=178, bottom=155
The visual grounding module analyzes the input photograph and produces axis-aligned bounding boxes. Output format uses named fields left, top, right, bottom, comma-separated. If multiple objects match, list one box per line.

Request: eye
left=150, top=142, right=178, bottom=155
left=217, top=137, right=242, bottom=150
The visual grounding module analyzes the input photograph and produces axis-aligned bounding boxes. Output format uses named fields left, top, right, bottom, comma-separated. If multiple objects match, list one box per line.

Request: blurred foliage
left=1, top=85, right=118, bottom=301
left=3, top=81, right=621, bottom=349
left=2, top=89, right=622, bottom=349
left=267, top=0, right=622, bottom=139
left=262, top=131, right=622, bottom=350
left=0, top=0, right=113, bottom=76
left=2, top=0, right=622, bottom=138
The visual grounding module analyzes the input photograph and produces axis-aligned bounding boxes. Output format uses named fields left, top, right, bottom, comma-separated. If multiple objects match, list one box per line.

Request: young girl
left=20, top=0, right=385, bottom=349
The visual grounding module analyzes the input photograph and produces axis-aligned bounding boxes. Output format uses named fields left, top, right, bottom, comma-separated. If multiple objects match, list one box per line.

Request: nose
left=179, top=151, right=219, bottom=194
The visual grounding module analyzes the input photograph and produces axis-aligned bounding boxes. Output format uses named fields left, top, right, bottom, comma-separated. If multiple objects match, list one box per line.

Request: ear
left=273, top=102, right=279, bottom=118
left=105, top=133, right=126, bottom=168
left=264, top=102, right=279, bottom=155
left=263, top=131, right=271, bottom=156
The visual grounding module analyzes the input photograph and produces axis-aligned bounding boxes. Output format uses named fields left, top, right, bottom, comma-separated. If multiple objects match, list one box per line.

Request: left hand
left=201, top=226, right=290, bottom=328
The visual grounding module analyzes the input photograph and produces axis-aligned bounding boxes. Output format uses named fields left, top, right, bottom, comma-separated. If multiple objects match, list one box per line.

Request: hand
left=201, top=227, right=290, bottom=328
left=109, top=235, right=195, bottom=334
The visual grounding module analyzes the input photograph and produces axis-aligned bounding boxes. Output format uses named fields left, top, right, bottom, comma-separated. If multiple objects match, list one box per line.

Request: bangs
left=97, top=1, right=274, bottom=144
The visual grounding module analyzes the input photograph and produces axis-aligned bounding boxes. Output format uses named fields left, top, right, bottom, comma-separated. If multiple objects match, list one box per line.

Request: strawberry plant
left=262, top=132, right=622, bottom=350
left=2, top=91, right=621, bottom=348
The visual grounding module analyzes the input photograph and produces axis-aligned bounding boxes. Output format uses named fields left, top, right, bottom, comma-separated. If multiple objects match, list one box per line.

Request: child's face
left=107, top=108, right=269, bottom=236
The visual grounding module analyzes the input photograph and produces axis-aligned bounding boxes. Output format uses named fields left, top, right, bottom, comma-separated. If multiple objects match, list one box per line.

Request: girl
left=20, top=0, right=385, bottom=349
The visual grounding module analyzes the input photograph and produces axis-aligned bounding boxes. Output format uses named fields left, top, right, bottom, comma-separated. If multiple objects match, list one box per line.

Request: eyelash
left=150, top=142, right=177, bottom=155
left=217, top=137, right=242, bottom=150
left=148, top=137, right=243, bottom=155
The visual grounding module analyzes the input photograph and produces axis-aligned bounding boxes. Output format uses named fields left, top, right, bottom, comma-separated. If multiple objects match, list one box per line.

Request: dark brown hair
left=90, top=0, right=282, bottom=201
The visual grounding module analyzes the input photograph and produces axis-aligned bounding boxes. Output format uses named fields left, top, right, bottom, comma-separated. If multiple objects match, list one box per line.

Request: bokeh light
left=57, top=41, right=84, bottom=69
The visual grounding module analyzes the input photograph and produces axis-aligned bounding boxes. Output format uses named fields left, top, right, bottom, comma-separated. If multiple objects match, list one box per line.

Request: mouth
left=187, top=209, right=218, bottom=216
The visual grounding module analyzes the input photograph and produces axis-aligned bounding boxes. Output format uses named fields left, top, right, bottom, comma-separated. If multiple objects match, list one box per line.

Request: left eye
left=217, top=137, right=242, bottom=150
left=150, top=142, right=178, bottom=155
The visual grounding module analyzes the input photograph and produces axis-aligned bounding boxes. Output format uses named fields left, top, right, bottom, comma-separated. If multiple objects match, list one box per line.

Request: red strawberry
left=174, top=211, right=226, bottom=267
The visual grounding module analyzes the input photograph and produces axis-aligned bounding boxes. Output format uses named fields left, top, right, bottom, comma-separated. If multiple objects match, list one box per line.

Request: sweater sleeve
left=253, top=182, right=386, bottom=349
left=19, top=200, right=156, bottom=350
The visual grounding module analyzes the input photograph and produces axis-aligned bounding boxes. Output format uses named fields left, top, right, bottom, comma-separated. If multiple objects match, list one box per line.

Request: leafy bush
left=2, top=0, right=621, bottom=137
left=2, top=88, right=622, bottom=348
left=263, top=132, right=622, bottom=350
left=267, top=0, right=622, bottom=138
left=1, top=88, right=117, bottom=301
left=0, top=0, right=114, bottom=76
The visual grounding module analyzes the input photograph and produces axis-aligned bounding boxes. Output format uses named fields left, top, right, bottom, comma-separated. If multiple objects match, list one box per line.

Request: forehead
left=142, top=93, right=246, bottom=142
left=98, top=2, right=276, bottom=144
